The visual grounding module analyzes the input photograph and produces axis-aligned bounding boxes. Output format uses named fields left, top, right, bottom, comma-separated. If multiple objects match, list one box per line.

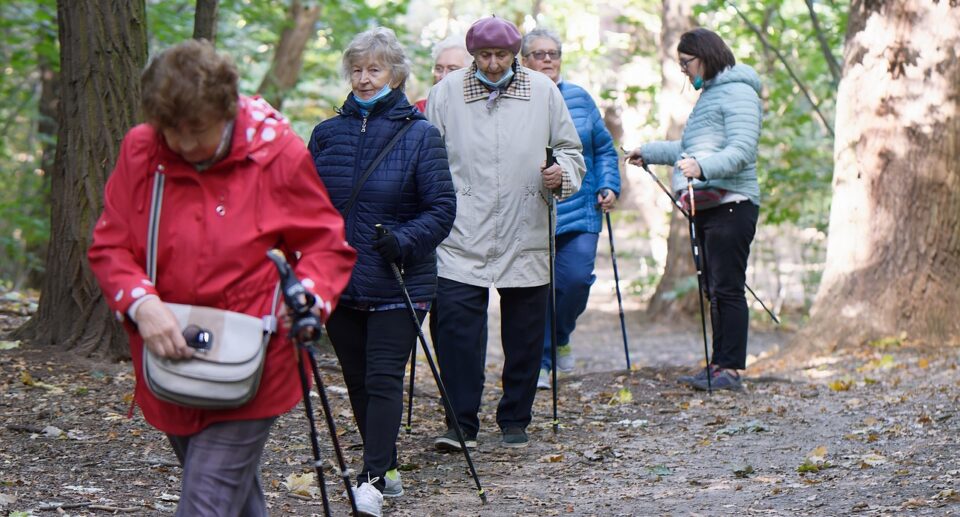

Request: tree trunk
left=13, top=1, right=148, bottom=358
left=645, top=0, right=700, bottom=318
left=791, top=0, right=960, bottom=356
left=192, top=0, right=219, bottom=43
left=256, top=0, right=320, bottom=110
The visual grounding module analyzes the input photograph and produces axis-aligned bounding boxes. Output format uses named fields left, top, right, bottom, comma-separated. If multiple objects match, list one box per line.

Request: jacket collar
left=462, top=61, right=531, bottom=104
left=338, top=89, right=422, bottom=121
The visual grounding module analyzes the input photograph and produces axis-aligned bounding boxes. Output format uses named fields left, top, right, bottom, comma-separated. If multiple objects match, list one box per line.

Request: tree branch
left=725, top=1, right=835, bottom=137
left=805, top=0, right=842, bottom=84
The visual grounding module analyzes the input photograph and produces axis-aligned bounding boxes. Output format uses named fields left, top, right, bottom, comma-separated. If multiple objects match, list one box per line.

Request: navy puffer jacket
left=309, top=89, right=455, bottom=305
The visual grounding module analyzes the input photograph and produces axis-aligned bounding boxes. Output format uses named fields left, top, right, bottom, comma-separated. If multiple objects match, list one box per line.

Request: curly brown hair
left=140, top=39, right=239, bottom=130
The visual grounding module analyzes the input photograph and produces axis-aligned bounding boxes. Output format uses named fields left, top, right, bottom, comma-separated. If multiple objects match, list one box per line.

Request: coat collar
left=462, top=61, right=531, bottom=104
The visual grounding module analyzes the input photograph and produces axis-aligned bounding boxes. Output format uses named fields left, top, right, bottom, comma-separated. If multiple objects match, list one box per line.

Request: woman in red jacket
left=88, top=40, right=356, bottom=516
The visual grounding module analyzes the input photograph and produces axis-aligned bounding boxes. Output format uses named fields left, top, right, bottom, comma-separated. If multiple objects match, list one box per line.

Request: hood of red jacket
left=152, top=95, right=296, bottom=173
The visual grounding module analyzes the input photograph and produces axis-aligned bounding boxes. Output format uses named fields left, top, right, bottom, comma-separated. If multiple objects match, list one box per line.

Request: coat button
left=216, top=205, right=226, bottom=216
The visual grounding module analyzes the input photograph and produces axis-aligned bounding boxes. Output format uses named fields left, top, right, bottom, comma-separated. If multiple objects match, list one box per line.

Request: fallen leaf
left=0, top=340, right=20, bottom=350
left=539, top=453, right=563, bottom=463
left=917, top=357, right=929, bottom=368
left=828, top=379, right=853, bottom=392
left=859, top=453, right=886, bottom=467
left=609, top=387, right=632, bottom=405
left=647, top=464, right=672, bottom=477
left=283, top=472, right=319, bottom=498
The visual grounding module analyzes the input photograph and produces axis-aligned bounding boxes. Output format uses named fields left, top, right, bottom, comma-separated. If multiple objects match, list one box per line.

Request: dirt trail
left=1, top=247, right=958, bottom=515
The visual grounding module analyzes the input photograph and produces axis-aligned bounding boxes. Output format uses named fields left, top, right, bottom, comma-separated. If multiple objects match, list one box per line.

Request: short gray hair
left=342, top=27, right=411, bottom=89
left=431, top=35, right=468, bottom=62
left=521, top=28, right=563, bottom=57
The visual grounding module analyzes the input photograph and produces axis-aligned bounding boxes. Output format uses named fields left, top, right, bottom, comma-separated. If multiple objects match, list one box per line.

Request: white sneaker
left=383, top=468, right=403, bottom=498
left=556, top=344, right=575, bottom=372
left=351, top=480, right=383, bottom=517
left=537, top=368, right=550, bottom=390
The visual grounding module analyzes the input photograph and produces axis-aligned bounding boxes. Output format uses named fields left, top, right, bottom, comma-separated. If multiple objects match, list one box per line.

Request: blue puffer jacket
left=641, top=64, right=762, bottom=205
left=555, top=81, right=620, bottom=235
left=308, top=89, right=455, bottom=305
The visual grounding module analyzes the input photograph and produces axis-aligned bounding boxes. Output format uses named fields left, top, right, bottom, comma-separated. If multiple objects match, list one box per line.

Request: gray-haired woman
left=308, top=27, right=455, bottom=517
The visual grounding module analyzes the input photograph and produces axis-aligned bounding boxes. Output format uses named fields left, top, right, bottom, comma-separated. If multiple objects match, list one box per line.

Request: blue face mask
left=475, top=67, right=514, bottom=89
left=692, top=75, right=704, bottom=90
left=353, top=84, right=393, bottom=110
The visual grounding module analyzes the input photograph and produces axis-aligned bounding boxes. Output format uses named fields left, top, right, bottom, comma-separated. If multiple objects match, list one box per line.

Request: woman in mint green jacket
left=627, top=28, right=762, bottom=392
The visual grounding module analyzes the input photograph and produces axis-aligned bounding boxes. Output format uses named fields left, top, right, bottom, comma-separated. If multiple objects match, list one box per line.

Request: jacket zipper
left=360, top=116, right=368, bottom=133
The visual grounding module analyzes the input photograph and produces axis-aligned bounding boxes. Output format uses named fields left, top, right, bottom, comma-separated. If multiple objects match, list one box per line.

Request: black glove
left=373, top=232, right=402, bottom=263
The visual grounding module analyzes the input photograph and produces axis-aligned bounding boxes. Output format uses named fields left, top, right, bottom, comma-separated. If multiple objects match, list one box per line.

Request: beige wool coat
left=426, top=63, right=585, bottom=288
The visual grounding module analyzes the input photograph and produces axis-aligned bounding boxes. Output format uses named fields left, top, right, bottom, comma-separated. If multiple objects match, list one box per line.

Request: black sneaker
left=433, top=428, right=477, bottom=452
left=677, top=365, right=714, bottom=386
left=501, top=427, right=528, bottom=448
left=691, top=369, right=744, bottom=392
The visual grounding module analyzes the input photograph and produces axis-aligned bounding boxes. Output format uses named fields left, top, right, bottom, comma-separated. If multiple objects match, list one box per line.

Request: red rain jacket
left=88, top=96, right=356, bottom=435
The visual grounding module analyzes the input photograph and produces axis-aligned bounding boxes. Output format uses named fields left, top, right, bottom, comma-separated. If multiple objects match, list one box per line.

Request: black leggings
left=325, top=306, right=423, bottom=487
left=697, top=201, right=759, bottom=370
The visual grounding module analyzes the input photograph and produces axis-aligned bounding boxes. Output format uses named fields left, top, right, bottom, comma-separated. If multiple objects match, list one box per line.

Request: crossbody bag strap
left=146, top=167, right=282, bottom=335
left=342, top=119, right=418, bottom=216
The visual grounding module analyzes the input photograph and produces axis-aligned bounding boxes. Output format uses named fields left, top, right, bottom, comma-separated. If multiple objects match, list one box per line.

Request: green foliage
left=0, top=0, right=56, bottom=288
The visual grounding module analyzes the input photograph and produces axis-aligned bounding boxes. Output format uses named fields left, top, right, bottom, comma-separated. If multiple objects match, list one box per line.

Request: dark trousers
left=434, top=277, right=548, bottom=436
left=167, top=418, right=276, bottom=517
left=697, top=201, right=759, bottom=370
left=325, top=306, right=422, bottom=487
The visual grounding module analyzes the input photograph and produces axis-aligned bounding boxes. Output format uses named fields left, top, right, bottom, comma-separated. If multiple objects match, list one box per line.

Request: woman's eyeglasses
left=526, top=50, right=561, bottom=61
left=679, top=56, right=698, bottom=70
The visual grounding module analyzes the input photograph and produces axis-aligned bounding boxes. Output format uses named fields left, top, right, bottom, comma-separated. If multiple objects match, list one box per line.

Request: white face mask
left=475, top=67, right=514, bottom=89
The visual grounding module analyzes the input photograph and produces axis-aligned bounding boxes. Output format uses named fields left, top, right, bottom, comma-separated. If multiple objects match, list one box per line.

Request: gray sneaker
left=351, top=480, right=383, bottom=517
left=382, top=468, right=403, bottom=498
left=537, top=368, right=550, bottom=390
left=501, top=427, right=528, bottom=448
left=433, top=428, right=477, bottom=452
left=691, top=369, right=743, bottom=392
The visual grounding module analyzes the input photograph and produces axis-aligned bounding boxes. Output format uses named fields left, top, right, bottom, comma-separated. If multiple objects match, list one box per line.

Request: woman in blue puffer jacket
left=627, top=28, right=762, bottom=393
left=308, top=27, right=455, bottom=516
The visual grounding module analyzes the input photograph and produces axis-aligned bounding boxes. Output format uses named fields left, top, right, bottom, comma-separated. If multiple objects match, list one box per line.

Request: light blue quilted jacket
left=641, top=64, right=762, bottom=205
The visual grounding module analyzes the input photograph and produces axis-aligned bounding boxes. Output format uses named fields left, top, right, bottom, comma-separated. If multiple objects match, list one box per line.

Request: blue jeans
left=542, top=231, right=599, bottom=370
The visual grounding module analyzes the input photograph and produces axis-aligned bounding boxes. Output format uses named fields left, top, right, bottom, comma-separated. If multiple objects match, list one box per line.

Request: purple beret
left=465, top=16, right=521, bottom=55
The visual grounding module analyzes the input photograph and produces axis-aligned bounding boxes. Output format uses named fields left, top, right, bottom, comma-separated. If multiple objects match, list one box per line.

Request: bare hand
left=676, top=157, right=703, bottom=179
left=597, top=190, right=617, bottom=212
left=540, top=161, right=562, bottom=190
left=624, top=146, right=644, bottom=167
left=135, top=297, right=193, bottom=359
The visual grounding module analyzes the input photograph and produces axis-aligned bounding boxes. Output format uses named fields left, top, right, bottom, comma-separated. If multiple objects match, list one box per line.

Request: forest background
left=0, top=0, right=957, bottom=365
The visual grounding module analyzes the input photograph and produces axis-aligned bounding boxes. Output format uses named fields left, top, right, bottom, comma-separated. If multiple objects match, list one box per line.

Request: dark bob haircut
left=140, top=39, right=239, bottom=130
left=677, top=28, right=736, bottom=81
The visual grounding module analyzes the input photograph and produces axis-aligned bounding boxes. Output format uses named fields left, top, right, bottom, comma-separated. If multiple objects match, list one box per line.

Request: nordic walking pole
left=603, top=205, right=631, bottom=370
left=405, top=345, right=415, bottom=433
left=684, top=174, right=713, bottom=395
left=266, top=249, right=358, bottom=517
left=375, top=226, right=487, bottom=504
left=546, top=147, right=560, bottom=434
left=623, top=152, right=780, bottom=324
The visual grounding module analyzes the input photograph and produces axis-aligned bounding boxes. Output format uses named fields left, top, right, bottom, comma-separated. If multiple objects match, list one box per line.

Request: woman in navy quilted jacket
left=308, top=27, right=455, bottom=516
left=521, top=29, right=621, bottom=387
left=627, top=28, right=763, bottom=392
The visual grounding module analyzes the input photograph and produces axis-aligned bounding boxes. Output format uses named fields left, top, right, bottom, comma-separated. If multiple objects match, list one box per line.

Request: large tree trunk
left=256, top=0, right=320, bottom=110
left=192, top=0, right=219, bottom=43
left=792, top=0, right=960, bottom=356
left=645, top=0, right=699, bottom=318
left=13, top=1, right=147, bottom=358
